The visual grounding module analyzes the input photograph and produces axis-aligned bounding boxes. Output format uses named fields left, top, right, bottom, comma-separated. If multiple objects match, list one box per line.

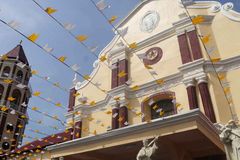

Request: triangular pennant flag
left=71, top=64, right=80, bottom=71
left=129, top=42, right=138, bottom=49
left=211, top=57, right=221, bottom=63
left=55, top=103, right=62, bottom=107
left=202, top=35, right=210, bottom=44
left=76, top=35, right=88, bottom=42
left=1, top=54, right=8, bottom=60
left=112, top=113, right=118, bottom=118
left=43, top=44, right=53, bottom=53
left=89, top=101, right=96, bottom=106
left=109, top=16, right=118, bottom=24
left=156, top=79, right=165, bottom=85
left=17, top=62, right=26, bottom=68
left=106, top=111, right=112, bottom=114
left=1, top=106, right=8, bottom=111
left=192, top=16, right=205, bottom=25
left=89, top=46, right=98, bottom=53
left=83, top=75, right=91, bottom=80
left=99, top=55, right=107, bottom=62
left=10, top=109, right=16, bottom=115
left=153, top=105, right=158, bottom=110
left=3, top=79, right=13, bottom=84
left=96, top=0, right=110, bottom=10
left=118, top=71, right=127, bottom=78
left=33, top=91, right=41, bottom=97
left=8, top=96, right=16, bottom=101
left=31, top=70, right=38, bottom=75
left=58, top=56, right=67, bottom=62
left=160, top=110, right=165, bottom=116
left=63, top=23, right=76, bottom=31
left=131, top=85, right=140, bottom=91
left=148, top=99, right=155, bottom=106
left=8, top=20, right=21, bottom=29
left=117, top=27, right=128, bottom=37
left=218, top=73, right=226, bottom=80
left=28, top=33, right=39, bottom=42
left=144, top=65, right=153, bottom=69
left=45, top=7, right=57, bottom=14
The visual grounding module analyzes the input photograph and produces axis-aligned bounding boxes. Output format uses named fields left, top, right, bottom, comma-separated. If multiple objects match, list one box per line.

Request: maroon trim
left=73, top=121, right=82, bottom=139
left=143, top=47, right=163, bottom=65
left=187, top=86, right=199, bottom=109
left=118, top=59, right=128, bottom=86
left=177, top=33, right=192, bottom=64
left=119, top=106, right=128, bottom=128
left=68, top=88, right=76, bottom=112
left=141, top=92, right=175, bottom=122
left=112, top=107, right=119, bottom=129
left=198, top=82, right=216, bottom=123
left=111, top=62, right=118, bottom=89
left=187, top=30, right=203, bottom=60
left=12, top=129, right=72, bottom=154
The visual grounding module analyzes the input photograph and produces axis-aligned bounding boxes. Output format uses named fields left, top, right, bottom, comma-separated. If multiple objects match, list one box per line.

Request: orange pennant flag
left=192, top=16, right=205, bottom=25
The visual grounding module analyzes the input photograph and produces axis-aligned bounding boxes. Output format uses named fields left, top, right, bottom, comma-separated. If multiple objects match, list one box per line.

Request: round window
left=2, top=142, right=10, bottom=150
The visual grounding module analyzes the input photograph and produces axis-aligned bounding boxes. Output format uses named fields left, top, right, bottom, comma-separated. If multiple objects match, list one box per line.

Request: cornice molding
left=66, top=54, right=240, bottom=119
left=179, top=0, right=240, bottom=22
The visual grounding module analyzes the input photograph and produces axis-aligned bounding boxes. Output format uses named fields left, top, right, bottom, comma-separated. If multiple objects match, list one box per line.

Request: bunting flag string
left=180, top=0, right=235, bottom=119
left=29, top=118, right=63, bottom=131
left=0, top=18, right=111, bottom=99
left=32, top=91, right=68, bottom=110
left=30, top=0, right=115, bottom=69
left=29, top=106, right=66, bottom=126
left=32, top=70, right=69, bottom=93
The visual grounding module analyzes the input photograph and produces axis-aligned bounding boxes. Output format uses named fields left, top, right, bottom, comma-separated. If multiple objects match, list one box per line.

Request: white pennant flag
left=8, top=20, right=21, bottom=29
left=43, top=44, right=54, bottom=53
left=17, top=62, right=26, bottom=68
left=10, top=109, right=16, bottom=115
left=89, top=46, right=98, bottom=53
left=117, top=27, right=128, bottom=37
left=96, top=120, right=101, bottom=124
left=149, top=70, right=158, bottom=75
left=112, top=113, right=118, bottom=118
left=63, top=23, right=76, bottom=31
left=148, top=99, right=155, bottom=106
left=125, top=79, right=133, bottom=85
left=16, top=83, right=25, bottom=89
left=96, top=0, right=110, bottom=10
left=71, top=64, right=80, bottom=71
left=137, top=53, right=147, bottom=59
left=110, top=63, right=118, bottom=70
left=124, top=121, right=129, bottom=126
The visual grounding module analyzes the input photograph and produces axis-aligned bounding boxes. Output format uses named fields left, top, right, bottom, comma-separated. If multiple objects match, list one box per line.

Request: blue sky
left=0, top=0, right=239, bottom=145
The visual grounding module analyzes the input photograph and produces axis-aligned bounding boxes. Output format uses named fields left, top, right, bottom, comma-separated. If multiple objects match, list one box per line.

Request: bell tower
left=0, top=44, right=32, bottom=155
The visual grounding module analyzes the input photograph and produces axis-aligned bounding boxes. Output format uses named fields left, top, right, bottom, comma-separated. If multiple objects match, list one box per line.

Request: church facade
left=8, top=0, right=240, bottom=159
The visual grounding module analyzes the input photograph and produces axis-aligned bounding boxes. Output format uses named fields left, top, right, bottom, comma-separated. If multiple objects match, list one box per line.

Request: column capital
left=196, top=76, right=208, bottom=84
left=183, top=78, right=195, bottom=88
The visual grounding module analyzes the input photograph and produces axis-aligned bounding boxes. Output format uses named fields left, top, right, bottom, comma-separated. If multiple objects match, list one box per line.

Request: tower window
left=6, top=123, right=14, bottom=132
left=150, top=99, right=175, bottom=119
left=2, top=66, right=11, bottom=77
left=2, top=142, right=10, bottom=150
left=0, top=84, right=4, bottom=100
left=11, top=89, right=22, bottom=109
left=16, top=70, right=23, bottom=82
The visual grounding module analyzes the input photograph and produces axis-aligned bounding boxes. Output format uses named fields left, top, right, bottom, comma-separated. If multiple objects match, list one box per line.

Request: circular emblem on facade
left=143, top=47, right=163, bottom=65
left=140, top=11, right=160, bottom=33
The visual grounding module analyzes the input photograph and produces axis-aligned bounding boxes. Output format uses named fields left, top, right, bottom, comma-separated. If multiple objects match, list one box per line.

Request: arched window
left=0, top=85, right=4, bottom=100
left=16, top=70, right=23, bottom=82
left=141, top=92, right=176, bottom=121
left=150, top=99, right=174, bottom=119
left=2, top=66, right=10, bottom=77
left=11, top=89, right=21, bottom=107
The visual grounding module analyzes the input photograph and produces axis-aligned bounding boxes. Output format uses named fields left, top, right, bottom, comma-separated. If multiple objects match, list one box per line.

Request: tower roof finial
left=19, top=40, right=23, bottom=45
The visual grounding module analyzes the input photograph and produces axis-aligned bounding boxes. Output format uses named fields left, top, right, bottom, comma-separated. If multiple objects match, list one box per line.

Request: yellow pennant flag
left=218, top=73, right=226, bottom=80
left=108, top=16, right=117, bottom=24
left=131, top=85, right=140, bottom=91
left=176, top=103, right=181, bottom=108
left=99, top=55, right=107, bottom=62
left=211, top=57, right=221, bottom=63
left=156, top=79, right=165, bottom=85
left=55, top=102, right=62, bottom=107
left=73, top=92, right=80, bottom=97
left=1, top=106, right=8, bottom=112
left=32, top=107, right=39, bottom=111
left=118, top=70, right=127, bottom=78
left=87, top=117, right=94, bottom=121
left=35, top=149, right=41, bottom=153
left=28, top=33, right=39, bottom=42
left=45, top=7, right=57, bottom=14
left=76, top=35, right=88, bottom=42
left=33, top=91, right=41, bottom=96
left=160, top=110, right=165, bottom=116
left=202, top=35, right=210, bottom=44
left=105, top=111, right=112, bottom=114
left=144, top=65, right=153, bottom=69
left=3, top=79, right=13, bottom=84
left=93, top=130, right=97, bottom=135
left=31, top=70, right=38, bottom=75
left=1, top=54, right=8, bottom=60
left=224, top=87, right=230, bottom=94
left=89, top=101, right=96, bottom=106
left=192, top=16, right=205, bottom=25
left=118, top=117, right=124, bottom=122
left=83, top=75, right=91, bottom=80
left=58, top=56, right=67, bottom=63
left=114, top=96, right=120, bottom=101
left=8, top=97, right=16, bottom=101
left=153, top=105, right=158, bottom=110
left=17, top=124, right=23, bottom=128
left=129, top=42, right=138, bottom=49
left=21, top=115, right=27, bottom=119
